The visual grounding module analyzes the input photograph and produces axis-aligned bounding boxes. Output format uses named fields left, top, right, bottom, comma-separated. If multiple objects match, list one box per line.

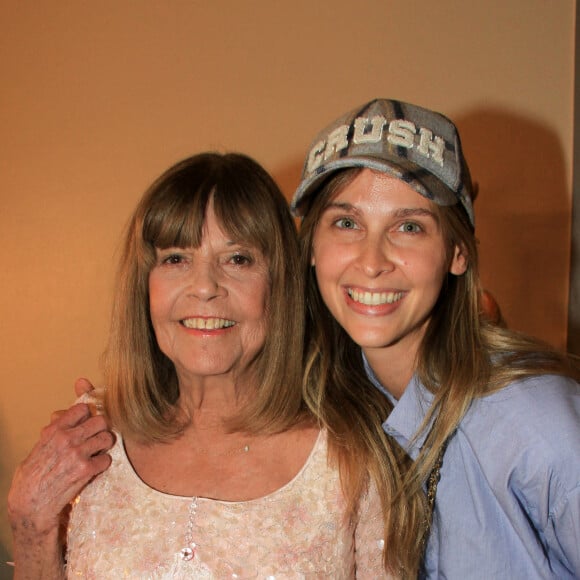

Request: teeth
left=182, top=318, right=235, bottom=330
left=348, top=289, right=403, bottom=306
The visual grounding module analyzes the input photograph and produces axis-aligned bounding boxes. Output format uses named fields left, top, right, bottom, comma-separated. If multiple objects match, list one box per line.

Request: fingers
left=49, top=400, right=99, bottom=430
left=9, top=377, right=112, bottom=545
left=83, top=429, right=116, bottom=459
left=8, top=405, right=115, bottom=537
left=41, top=406, right=112, bottom=465
left=38, top=427, right=114, bottom=488
left=50, top=408, right=66, bottom=423
left=74, top=377, right=95, bottom=398
left=47, top=402, right=91, bottom=431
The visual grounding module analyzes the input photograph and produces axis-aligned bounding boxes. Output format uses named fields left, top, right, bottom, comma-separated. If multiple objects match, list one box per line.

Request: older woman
left=8, top=153, right=388, bottom=578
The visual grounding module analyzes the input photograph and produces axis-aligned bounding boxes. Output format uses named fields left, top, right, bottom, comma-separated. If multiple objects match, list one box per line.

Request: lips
left=347, top=288, right=404, bottom=306
left=181, top=317, right=236, bottom=330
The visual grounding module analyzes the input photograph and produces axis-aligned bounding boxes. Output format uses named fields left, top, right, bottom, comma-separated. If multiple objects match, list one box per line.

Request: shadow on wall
left=569, top=221, right=580, bottom=355
left=568, top=148, right=580, bottom=355
left=276, top=107, right=571, bottom=350
left=457, top=107, right=570, bottom=349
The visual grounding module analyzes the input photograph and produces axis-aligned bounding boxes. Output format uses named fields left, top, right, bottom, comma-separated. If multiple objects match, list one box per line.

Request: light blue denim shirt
left=364, top=357, right=580, bottom=579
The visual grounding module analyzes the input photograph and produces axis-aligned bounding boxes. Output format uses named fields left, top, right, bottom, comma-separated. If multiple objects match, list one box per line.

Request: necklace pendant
left=180, top=545, right=195, bottom=561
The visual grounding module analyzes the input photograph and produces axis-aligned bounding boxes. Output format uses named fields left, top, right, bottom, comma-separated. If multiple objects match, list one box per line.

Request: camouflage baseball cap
left=291, top=98, right=475, bottom=226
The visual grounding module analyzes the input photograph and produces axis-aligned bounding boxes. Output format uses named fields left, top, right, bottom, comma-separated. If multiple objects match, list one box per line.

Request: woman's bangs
left=143, top=185, right=210, bottom=250
left=212, top=188, right=270, bottom=255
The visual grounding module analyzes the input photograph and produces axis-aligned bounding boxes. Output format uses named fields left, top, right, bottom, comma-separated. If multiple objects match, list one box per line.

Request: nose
left=187, top=258, right=224, bottom=301
left=358, top=236, right=394, bottom=277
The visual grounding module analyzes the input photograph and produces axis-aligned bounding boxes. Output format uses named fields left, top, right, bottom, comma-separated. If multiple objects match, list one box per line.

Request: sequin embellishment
left=180, top=546, right=194, bottom=561
left=180, top=498, right=198, bottom=561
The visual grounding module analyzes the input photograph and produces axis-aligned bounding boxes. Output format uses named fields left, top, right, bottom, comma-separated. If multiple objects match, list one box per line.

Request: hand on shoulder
left=8, top=378, right=113, bottom=538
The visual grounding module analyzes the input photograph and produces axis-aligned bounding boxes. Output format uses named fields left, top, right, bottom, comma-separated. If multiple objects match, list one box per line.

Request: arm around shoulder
left=10, top=526, right=65, bottom=580
left=7, top=400, right=113, bottom=579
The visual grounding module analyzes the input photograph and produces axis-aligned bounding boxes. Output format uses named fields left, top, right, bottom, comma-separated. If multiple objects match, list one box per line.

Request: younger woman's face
left=311, top=168, right=467, bottom=363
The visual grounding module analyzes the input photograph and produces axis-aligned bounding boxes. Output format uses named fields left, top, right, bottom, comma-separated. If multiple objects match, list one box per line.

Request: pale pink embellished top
left=66, top=430, right=389, bottom=579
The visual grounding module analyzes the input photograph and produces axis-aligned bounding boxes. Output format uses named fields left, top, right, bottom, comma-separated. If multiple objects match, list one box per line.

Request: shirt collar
left=362, top=351, right=435, bottom=459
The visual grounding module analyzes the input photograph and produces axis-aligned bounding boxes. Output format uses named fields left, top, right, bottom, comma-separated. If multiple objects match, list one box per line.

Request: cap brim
left=291, top=155, right=459, bottom=217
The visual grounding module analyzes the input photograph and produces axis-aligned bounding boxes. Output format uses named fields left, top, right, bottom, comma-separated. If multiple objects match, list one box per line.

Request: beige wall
left=0, top=0, right=575, bottom=566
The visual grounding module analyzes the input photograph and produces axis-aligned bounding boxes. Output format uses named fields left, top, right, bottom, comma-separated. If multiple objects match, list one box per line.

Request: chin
left=347, top=331, right=395, bottom=350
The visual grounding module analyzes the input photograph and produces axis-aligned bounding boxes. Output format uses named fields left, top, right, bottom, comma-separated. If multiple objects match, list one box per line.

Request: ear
left=449, top=244, right=468, bottom=275
left=310, top=251, right=316, bottom=267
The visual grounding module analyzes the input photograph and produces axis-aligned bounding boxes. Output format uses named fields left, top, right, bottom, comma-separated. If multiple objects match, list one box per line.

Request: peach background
left=0, top=0, right=576, bottom=568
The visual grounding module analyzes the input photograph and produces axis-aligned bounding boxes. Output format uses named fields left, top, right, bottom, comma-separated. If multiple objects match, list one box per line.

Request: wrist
left=11, top=525, right=65, bottom=580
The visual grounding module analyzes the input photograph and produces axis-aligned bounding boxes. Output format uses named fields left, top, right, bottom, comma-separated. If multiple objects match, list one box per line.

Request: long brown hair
left=103, top=152, right=307, bottom=441
left=299, top=167, right=580, bottom=577
left=299, top=168, right=427, bottom=578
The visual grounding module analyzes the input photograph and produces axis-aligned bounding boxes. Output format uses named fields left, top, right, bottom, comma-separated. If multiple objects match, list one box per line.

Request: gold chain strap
left=426, top=443, right=446, bottom=512
left=424, top=437, right=450, bottom=539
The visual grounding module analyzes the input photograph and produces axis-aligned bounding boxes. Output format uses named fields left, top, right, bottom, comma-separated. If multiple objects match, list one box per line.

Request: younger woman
left=293, top=98, right=580, bottom=579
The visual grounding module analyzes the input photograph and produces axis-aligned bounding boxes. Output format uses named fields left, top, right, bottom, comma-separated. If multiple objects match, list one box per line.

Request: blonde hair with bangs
left=103, top=152, right=307, bottom=442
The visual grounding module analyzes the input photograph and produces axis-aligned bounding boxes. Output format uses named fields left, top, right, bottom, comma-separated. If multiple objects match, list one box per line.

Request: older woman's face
left=148, top=201, right=270, bottom=386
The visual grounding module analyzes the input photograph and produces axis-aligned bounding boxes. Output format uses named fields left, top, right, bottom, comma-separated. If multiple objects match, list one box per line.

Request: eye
left=156, top=249, right=188, bottom=266
left=161, top=253, right=185, bottom=265
left=397, top=221, right=422, bottom=234
left=334, top=217, right=359, bottom=230
left=229, top=253, right=253, bottom=266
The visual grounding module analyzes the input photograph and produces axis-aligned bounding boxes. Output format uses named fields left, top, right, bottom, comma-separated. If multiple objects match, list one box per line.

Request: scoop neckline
left=115, top=429, right=325, bottom=504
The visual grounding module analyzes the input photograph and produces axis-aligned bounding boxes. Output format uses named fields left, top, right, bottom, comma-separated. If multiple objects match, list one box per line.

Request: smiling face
left=148, top=200, right=270, bottom=386
left=311, top=168, right=467, bottom=376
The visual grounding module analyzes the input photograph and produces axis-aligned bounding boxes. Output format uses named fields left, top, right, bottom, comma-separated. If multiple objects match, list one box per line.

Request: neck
left=363, top=339, right=422, bottom=401
left=176, top=374, right=253, bottom=427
